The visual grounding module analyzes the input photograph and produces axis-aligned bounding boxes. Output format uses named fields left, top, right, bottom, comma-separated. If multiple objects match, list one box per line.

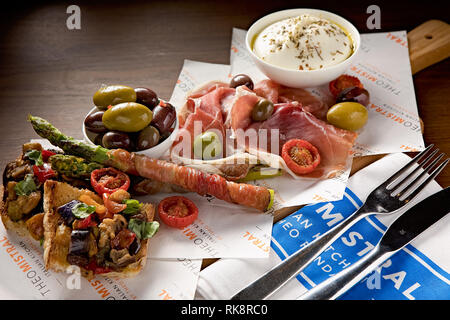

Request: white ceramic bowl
left=246, top=8, right=361, bottom=88
left=82, top=106, right=179, bottom=159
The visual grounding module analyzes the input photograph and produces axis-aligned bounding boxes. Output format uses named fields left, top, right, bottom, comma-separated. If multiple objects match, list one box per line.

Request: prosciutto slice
left=172, top=85, right=235, bottom=159
left=172, top=79, right=356, bottom=179
left=245, top=104, right=358, bottom=178
left=254, top=79, right=329, bottom=119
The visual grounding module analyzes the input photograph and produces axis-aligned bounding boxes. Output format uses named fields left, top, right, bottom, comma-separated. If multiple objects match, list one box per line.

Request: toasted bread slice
left=43, top=180, right=154, bottom=278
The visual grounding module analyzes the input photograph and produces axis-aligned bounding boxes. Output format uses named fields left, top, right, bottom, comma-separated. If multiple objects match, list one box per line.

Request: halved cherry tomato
left=158, top=196, right=198, bottom=229
left=91, top=167, right=130, bottom=196
left=329, top=75, right=363, bottom=98
left=41, top=150, right=57, bottom=162
left=32, top=164, right=56, bottom=183
left=281, top=139, right=321, bottom=175
left=102, top=193, right=127, bottom=215
left=111, top=229, right=136, bottom=249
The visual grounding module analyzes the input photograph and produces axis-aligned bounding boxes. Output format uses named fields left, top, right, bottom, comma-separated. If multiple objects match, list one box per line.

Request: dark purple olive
left=84, top=110, right=107, bottom=133
left=135, top=87, right=159, bottom=110
left=230, top=74, right=254, bottom=90
left=94, top=133, right=104, bottom=147
left=150, top=103, right=176, bottom=134
left=67, top=230, right=90, bottom=267
left=336, top=86, right=370, bottom=107
left=57, top=200, right=81, bottom=226
left=137, top=125, right=160, bottom=150
left=102, top=131, right=132, bottom=150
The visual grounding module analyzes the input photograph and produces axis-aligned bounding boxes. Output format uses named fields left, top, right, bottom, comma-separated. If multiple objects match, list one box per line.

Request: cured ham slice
left=246, top=104, right=357, bottom=178
left=172, top=85, right=236, bottom=159
left=254, top=79, right=329, bottom=119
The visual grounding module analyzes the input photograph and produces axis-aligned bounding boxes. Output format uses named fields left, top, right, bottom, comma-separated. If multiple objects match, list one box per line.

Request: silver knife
left=298, top=187, right=450, bottom=300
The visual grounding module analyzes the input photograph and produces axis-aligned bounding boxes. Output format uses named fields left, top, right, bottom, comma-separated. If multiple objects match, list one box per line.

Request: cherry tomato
left=91, top=167, right=130, bottom=196
left=111, top=229, right=136, bottom=249
left=32, top=164, right=56, bottom=183
left=281, top=139, right=321, bottom=175
left=158, top=196, right=198, bottom=229
left=329, top=75, right=363, bottom=98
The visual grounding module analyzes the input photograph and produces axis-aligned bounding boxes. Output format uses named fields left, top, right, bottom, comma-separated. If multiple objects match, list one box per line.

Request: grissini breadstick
left=28, top=115, right=274, bottom=211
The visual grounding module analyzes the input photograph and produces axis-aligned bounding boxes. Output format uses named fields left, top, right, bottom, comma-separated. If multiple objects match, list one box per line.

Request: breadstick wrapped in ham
left=28, top=115, right=274, bottom=212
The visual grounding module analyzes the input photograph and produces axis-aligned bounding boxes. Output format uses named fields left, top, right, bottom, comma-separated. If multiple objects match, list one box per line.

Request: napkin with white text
left=196, top=153, right=450, bottom=300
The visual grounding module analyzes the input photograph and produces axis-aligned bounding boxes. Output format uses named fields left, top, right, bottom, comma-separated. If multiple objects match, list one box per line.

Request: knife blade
left=379, top=186, right=450, bottom=251
left=298, top=187, right=450, bottom=300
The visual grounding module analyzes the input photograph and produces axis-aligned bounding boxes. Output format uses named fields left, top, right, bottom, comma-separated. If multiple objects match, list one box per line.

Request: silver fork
left=231, top=145, right=449, bottom=300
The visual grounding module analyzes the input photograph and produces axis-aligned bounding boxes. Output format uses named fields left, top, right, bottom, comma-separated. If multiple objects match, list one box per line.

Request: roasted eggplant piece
left=57, top=200, right=80, bottom=226
left=67, top=229, right=91, bottom=266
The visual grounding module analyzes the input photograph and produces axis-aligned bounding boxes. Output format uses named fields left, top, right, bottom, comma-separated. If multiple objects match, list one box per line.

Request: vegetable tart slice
left=42, top=180, right=159, bottom=279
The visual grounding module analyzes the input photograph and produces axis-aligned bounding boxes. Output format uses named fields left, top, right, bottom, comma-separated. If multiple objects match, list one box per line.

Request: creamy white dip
left=253, top=14, right=354, bottom=70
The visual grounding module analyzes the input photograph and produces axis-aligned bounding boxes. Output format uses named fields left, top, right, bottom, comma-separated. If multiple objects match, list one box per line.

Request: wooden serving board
left=202, top=20, right=450, bottom=269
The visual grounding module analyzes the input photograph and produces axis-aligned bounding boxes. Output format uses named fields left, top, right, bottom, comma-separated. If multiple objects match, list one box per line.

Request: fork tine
left=383, top=144, right=434, bottom=189
left=386, top=145, right=437, bottom=190
left=400, top=158, right=449, bottom=202
left=395, top=152, right=444, bottom=197
left=390, top=148, right=440, bottom=192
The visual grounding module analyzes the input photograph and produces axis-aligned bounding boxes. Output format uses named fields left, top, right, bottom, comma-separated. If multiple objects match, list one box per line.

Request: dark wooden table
left=0, top=0, right=449, bottom=186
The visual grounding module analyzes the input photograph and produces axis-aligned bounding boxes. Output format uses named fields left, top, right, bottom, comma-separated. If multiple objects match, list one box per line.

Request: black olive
left=150, top=103, right=176, bottom=134
left=102, top=131, right=132, bottom=150
left=137, top=126, right=160, bottom=150
left=84, top=111, right=107, bottom=133
left=230, top=74, right=254, bottom=90
left=135, top=87, right=159, bottom=110
left=336, top=86, right=370, bottom=107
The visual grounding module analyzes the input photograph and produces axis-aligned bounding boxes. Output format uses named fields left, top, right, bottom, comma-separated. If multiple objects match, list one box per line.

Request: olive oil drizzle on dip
left=253, top=14, right=354, bottom=71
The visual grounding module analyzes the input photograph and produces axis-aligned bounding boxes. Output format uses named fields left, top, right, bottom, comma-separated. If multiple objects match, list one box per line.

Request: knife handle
left=297, top=245, right=394, bottom=300
left=231, top=208, right=369, bottom=300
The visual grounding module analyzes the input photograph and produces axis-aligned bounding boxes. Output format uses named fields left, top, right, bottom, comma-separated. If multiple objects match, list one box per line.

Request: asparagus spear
left=28, top=115, right=110, bottom=164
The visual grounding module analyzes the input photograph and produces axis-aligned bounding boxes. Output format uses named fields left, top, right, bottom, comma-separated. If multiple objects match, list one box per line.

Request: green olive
left=252, top=99, right=274, bottom=122
left=326, top=102, right=368, bottom=131
left=102, top=102, right=153, bottom=132
left=193, top=131, right=223, bottom=160
left=93, top=85, right=137, bottom=110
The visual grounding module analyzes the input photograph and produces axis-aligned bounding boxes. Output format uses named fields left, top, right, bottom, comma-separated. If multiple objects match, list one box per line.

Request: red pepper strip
left=41, top=150, right=56, bottom=162
left=85, top=260, right=111, bottom=274
left=32, top=164, right=56, bottom=183
left=102, top=193, right=127, bottom=215
left=73, top=214, right=97, bottom=229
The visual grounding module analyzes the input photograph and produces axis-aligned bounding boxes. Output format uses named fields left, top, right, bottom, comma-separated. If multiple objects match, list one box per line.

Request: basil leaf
left=128, top=219, right=159, bottom=240
left=122, top=199, right=143, bottom=214
left=25, top=150, right=43, bottom=166
left=14, top=174, right=38, bottom=196
left=71, top=203, right=96, bottom=219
